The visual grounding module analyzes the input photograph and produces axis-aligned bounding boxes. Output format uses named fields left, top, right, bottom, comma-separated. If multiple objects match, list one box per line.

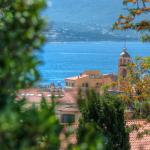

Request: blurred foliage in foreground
left=0, top=99, right=62, bottom=150
left=0, top=1, right=104, bottom=149
left=1, top=0, right=148, bottom=149
left=0, top=0, right=63, bottom=150
left=0, top=0, right=46, bottom=108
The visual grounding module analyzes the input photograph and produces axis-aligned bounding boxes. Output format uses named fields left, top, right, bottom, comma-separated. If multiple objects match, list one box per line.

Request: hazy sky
left=44, top=0, right=125, bottom=25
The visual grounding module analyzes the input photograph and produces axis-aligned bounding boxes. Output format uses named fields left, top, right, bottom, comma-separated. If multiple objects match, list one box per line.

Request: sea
left=37, top=41, right=150, bottom=86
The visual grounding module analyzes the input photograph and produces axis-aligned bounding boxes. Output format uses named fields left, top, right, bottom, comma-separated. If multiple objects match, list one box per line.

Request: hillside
left=43, top=0, right=138, bottom=41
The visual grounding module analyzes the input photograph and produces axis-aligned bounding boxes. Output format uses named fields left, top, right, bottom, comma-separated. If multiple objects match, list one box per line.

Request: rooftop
left=120, top=48, right=130, bottom=58
left=65, top=74, right=88, bottom=81
left=60, top=120, right=150, bottom=150
left=127, top=119, right=150, bottom=150
left=83, top=70, right=101, bottom=75
left=17, top=88, right=77, bottom=105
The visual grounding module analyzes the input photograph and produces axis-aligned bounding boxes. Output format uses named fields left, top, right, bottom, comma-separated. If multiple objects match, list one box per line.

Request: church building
left=118, top=48, right=131, bottom=90
left=118, top=48, right=131, bottom=78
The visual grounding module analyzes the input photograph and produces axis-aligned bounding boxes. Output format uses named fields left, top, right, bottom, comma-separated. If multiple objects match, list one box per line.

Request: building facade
left=65, top=70, right=117, bottom=92
left=18, top=48, right=131, bottom=124
left=118, top=48, right=131, bottom=78
left=118, top=48, right=131, bottom=90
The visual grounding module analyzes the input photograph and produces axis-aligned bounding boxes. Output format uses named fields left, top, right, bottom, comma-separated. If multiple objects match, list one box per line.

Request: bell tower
left=118, top=48, right=131, bottom=78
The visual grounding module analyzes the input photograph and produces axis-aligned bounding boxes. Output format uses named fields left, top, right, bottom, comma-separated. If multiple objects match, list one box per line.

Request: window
left=66, top=82, right=68, bottom=86
left=61, top=114, right=75, bottom=123
left=96, top=83, right=100, bottom=87
left=122, top=69, right=127, bottom=78
left=85, top=83, right=88, bottom=87
left=82, top=83, right=85, bottom=87
left=120, top=59, right=123, bottom=65
left=123, top=59, right=126, bottom=64
left=82, top=83, right=88, bottom=87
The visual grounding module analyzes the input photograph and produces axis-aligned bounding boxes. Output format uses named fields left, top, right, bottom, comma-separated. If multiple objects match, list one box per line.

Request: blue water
left=37, top=41, right=150, bottom=86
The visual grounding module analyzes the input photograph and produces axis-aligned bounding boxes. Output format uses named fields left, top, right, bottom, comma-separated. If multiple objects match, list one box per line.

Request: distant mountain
left=43, top=0, right=139, bottom=42
left=43, top=22, right=138, bottom=42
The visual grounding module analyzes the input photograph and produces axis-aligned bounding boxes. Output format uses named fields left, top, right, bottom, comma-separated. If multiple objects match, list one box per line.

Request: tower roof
left=120, top=48, right=130, bottom=57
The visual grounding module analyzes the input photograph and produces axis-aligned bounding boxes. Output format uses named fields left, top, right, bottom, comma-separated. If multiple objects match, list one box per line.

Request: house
left=65, top=70, right=117, bottom=92
left=18, top=86, right=80, bottom=124
left=60, top=120, right=150, bottom=150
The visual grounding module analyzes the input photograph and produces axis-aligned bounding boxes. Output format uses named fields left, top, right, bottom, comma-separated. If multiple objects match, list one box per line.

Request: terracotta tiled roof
left=65, top=74, right=88, bottom=80
left=83, top=70, right=100, bottom=75
left=127, top=120, right=150, bottom=150
left=17, top=88, right=78, bottom=105
left=60, top=120, right=150, bottom=150
left=18, top=89, right=150, bottom=150
left=58, top=89, right=77, bottom=104
left=18, top=88, right=53, bottom=103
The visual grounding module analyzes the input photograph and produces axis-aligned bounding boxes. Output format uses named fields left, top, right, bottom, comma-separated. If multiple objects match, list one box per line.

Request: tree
left=120, top=57, right=150, bottom=101
left=119, top=57, right=150, bottom=118
left=73, top=121, right=104, bottom=150
left=114, top=1, right=150, bottom=100
left=0, top=0, right=46, bottom=108
left=0, top=99, right=62, bottom=150
left=0, top=1, right=63, bottom=149
left=113, top=0, right=150, bottom=42
left=77, top=90, right=130, bottom=150
left=132, top=100, right=150, bottom=119
left=114, top=0, right=150, bottom=139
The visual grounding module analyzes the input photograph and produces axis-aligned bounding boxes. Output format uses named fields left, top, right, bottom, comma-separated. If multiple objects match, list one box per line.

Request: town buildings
left=18, top=48, right=150, bottom=150
left=18, top=48, right=131, bottom=124
left=65, top=47, right=131, bottom=92
left=65, top=70, right=117, bottom=92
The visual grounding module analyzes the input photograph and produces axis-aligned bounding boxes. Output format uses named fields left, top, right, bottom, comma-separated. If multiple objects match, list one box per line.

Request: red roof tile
left=127, top=120, right=150, bottom=150
left=60, top=120, right=150, bottom=150
left=58, top=89, right=77, bottom=104
left=65, top=74, right=88, bottom=80
left=18, top=88, right=78, bottom=105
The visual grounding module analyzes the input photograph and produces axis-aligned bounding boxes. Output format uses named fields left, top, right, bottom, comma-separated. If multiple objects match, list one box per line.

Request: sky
left=44, top=0, right=125, bottom=26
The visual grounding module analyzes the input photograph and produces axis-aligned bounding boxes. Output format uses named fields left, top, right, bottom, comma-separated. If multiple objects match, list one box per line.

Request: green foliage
left=114, top=0, right=150, bottom=42
left=0, top=99, right=62, bottom=150
left=0, top=1, right=63, bottom=150
left=132, top=100, right=150, bottom=119
left=119, top=57, right=150, bottom=118
left=70, top=121, right=104, bottom=150
left=77, top=90, right=130, bottom=150
left=0, top=0, right=46, bottom=108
